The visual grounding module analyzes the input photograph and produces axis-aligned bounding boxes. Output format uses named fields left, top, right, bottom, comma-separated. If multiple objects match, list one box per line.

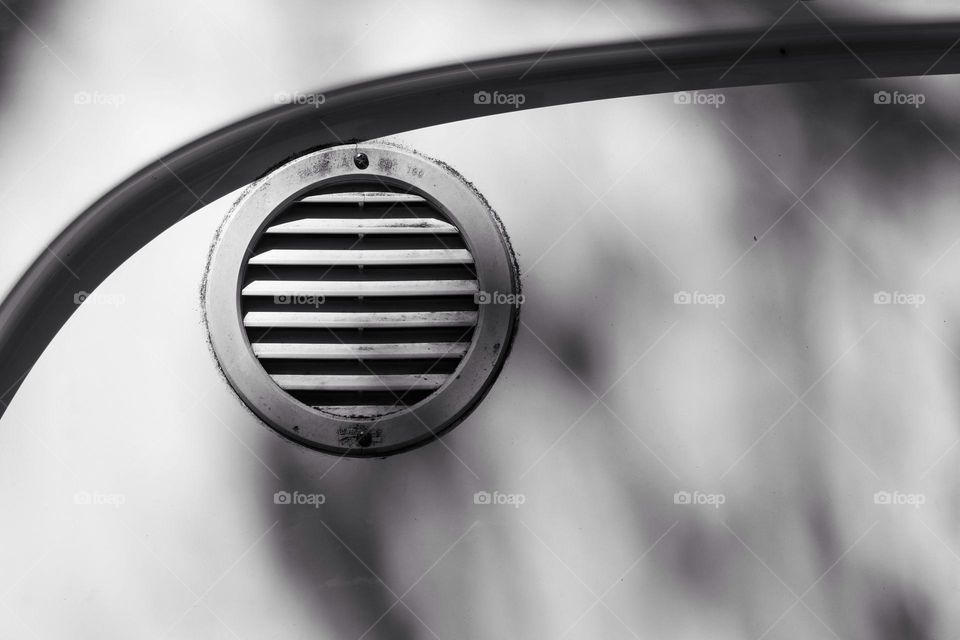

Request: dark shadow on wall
left=0, top=1, right=52, bottom=104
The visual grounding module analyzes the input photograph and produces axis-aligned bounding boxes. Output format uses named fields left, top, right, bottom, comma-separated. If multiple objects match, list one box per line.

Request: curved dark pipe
left=2, top=20, right=959, bottom=413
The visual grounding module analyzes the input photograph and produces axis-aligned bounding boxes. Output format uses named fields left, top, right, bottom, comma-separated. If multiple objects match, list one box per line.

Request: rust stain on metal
left=337, top=426, right=383, bottom=447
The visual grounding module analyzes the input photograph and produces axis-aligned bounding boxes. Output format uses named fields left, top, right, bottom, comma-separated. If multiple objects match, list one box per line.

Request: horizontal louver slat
left=248, top=249, right=474, bottom=265
left=252, top=342, right=470, bottom=359
left=242, top=280, right=478, bottom=297
left=266, top=218, right=458, bottom=234
left=300, top=193, right=425, bottom=204
left=272, top=374, right=448, bottom=391
left=244, top=311, right=477, bottom=328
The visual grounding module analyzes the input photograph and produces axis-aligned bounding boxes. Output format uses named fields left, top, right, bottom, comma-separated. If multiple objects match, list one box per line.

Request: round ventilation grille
left=204, top=143, right=519, bottom=456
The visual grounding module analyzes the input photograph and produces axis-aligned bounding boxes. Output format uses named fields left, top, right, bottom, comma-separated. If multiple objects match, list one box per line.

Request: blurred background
left=3, top=1, right=960, bottom=638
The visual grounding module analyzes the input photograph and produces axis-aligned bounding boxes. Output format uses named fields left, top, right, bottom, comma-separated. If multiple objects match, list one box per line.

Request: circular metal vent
left=204, top=143, right=519, bottom=456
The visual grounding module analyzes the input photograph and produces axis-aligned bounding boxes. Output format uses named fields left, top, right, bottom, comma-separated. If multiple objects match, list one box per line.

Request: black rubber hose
left=2, top=21, right=960, bottom=414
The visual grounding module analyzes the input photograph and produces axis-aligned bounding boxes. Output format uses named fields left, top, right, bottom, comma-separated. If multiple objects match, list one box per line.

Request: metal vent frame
left=204, top=143, right=519, bottom=456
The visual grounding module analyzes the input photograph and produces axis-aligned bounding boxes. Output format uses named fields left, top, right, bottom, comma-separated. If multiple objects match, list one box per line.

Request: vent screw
left=353, top=153, right=369, bottom=170
left=356, top=429, right=373, bottom=447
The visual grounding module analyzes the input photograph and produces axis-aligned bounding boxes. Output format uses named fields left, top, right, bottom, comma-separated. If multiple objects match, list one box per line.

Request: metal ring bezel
left=204, top=143, right=518, bottom=456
